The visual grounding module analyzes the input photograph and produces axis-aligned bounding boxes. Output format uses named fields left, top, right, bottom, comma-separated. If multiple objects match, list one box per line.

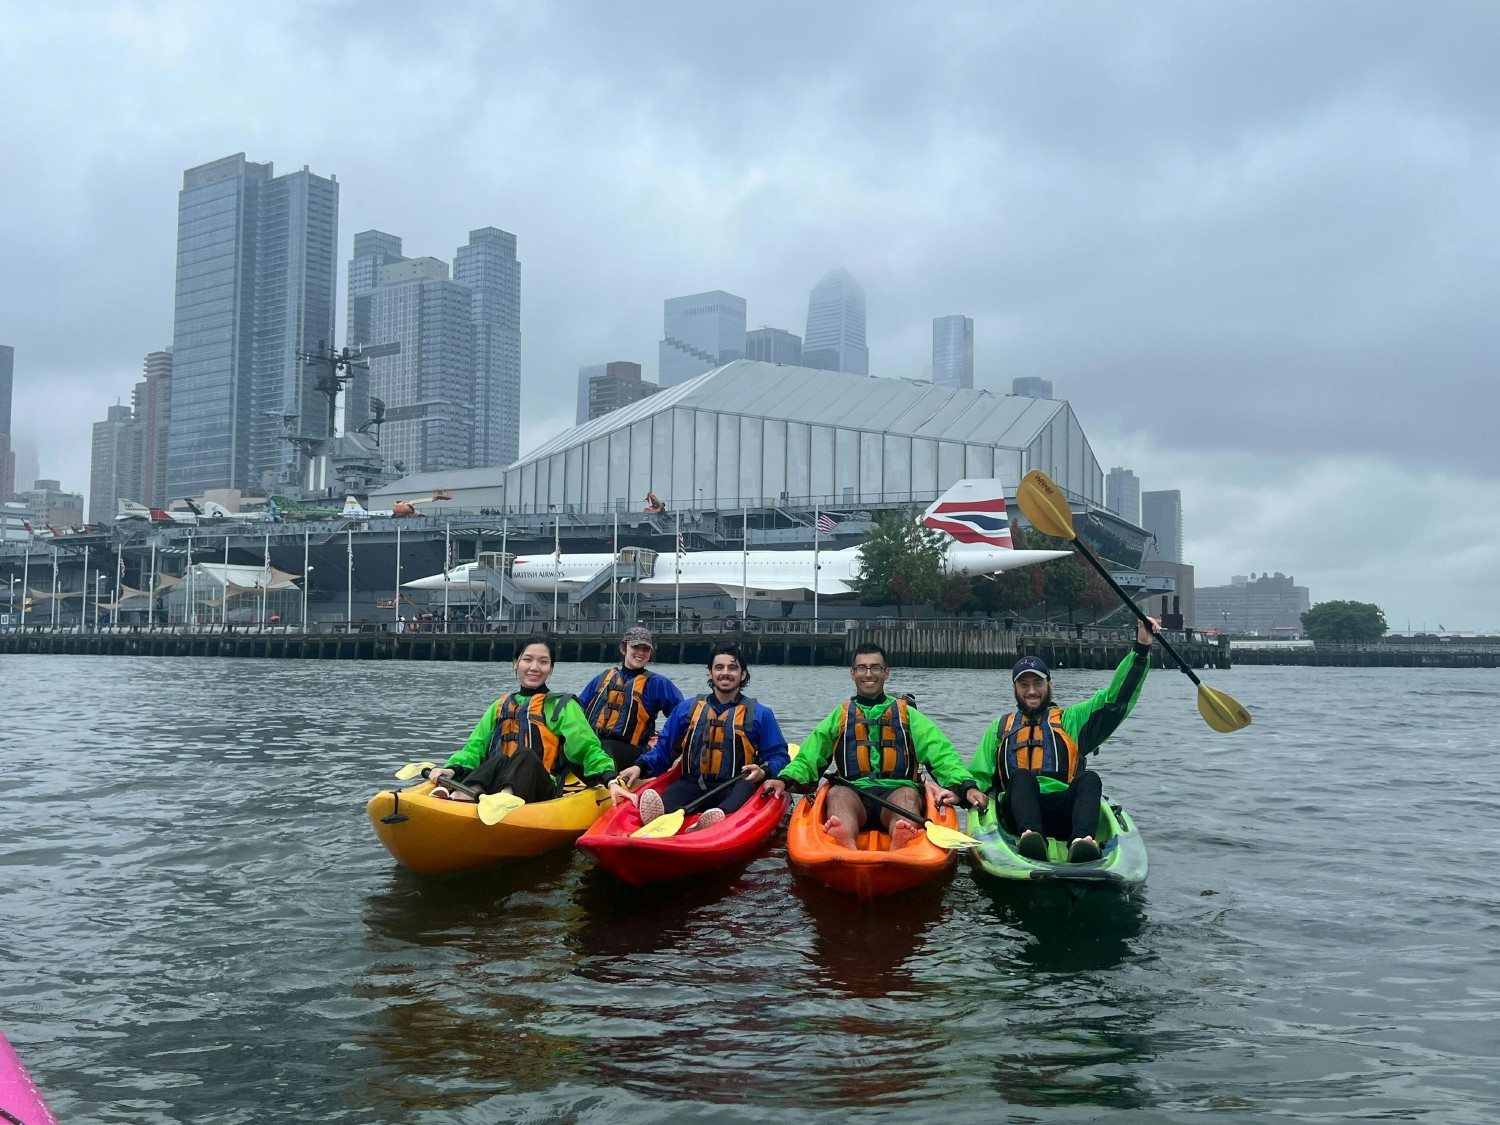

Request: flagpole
left=20, top=547, right=28, bottom=629
left=348, top=526, right=355, bottom=631
left=443, top=520, right=451, bottom=633
left=551, top=514, right=560, bottom=632
left=741, top=505, right=749, bottom=618
left=222, top=534, right=230, bottom=625
left=186, top=534, right=194, bottom=628
left=114, top=544, right=123, bottom=626
left=674, top=509, right=681, bottom=633
left=261, top=531, right=270, bottom=627
left=301, top=528, right=309, bottom=629
left=149, top=540, right=157, bottom=629
left=51, top=546, right=58, bottom=629
left=82, top=545, right=90, bottom=629
left=611, top=507, right=619, bottom=630
left=813, top=504, right=819, bottom=632
left=394, top=523, right=402, bottom=629
left=499, top=518, right=508, bottom=625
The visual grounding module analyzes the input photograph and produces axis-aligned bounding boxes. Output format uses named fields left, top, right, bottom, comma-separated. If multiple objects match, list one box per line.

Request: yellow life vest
left=487, top=691, right=569, bottom=775
left=585, top=668, right=651, bottom=746
left=834, top=697, right=917, bottom=782
left=681, top=695, right=758, bottom=780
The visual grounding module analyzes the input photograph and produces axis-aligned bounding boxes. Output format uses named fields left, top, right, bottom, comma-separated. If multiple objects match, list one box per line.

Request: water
left=2, top=655, right=1498, bottom=1122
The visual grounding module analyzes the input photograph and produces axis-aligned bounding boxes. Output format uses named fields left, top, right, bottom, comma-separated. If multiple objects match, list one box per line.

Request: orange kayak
left=786, top=784, right=958, bottom=899
left=366, top=780, right=611, bottom=875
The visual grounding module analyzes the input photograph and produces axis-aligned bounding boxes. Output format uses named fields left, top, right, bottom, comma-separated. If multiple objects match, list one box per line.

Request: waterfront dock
left=1231, top=641, right=1500, bottom=669
left=0, top=620, right=1227, bottom=671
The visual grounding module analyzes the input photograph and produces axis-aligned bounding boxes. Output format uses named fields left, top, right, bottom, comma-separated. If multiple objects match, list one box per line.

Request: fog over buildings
left=2, top=2, right=1499, bottom=626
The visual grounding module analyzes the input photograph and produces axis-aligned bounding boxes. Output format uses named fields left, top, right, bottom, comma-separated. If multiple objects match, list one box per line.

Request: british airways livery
left=402, top=479, right=1067, bottom=599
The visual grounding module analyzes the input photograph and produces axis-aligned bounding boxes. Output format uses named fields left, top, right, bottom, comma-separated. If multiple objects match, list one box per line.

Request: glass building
left=1142, top=489, right=1183, bottom=563
left=90, top=404, right=138, bottom=523
left=932, top=315, right=973, bottom=389
left=346, top=229, right=405, bottom=431
left=745, top=327, right=802, bottom=365
left=503, top=359, right=1102, bottom=514
left=658, top=291, right=746, bottom=387
left=1105, top=466, right=1140, bottom=525
left=166, top=154, right=339, bottom=498
left=803, top=268, right=868, bottom=375
left=454, top=227, right=522, bottom=467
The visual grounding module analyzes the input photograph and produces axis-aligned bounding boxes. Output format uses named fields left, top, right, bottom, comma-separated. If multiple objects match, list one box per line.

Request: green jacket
left=971, top=644, right=1152, bottom=794
left=445, top=689, right=616, bottom=783
left=776, top=694, right=978, bottom=797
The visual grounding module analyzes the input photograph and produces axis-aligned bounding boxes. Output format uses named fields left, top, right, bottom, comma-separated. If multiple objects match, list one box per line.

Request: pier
left=1231, top=641, right=1500, bottom=669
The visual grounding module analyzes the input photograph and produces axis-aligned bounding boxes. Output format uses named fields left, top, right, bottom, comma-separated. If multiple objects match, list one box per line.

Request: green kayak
left=967, top=798, right=1148, bottom=885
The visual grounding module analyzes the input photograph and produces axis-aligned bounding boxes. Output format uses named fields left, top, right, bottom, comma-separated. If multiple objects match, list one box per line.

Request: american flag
left=816, top=513, right=839, bottom=535
left=119, top=555, right=126, bottom=580
left=677, top=533, right=687, bottom=558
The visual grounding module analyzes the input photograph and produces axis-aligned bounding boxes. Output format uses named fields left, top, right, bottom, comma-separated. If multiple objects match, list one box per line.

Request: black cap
left=1012, top=655, right=1051, bottom=682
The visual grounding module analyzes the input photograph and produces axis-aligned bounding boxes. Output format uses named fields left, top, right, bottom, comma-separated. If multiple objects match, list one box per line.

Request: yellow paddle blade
left=924, top=821, right=981, bottom=849
left=630, top=808, right=687, bottom=838
left=1017, top=470, right=1078, bottom=540
left=788, top=742, right=800, bottom=759
left=1198, top=683, right=1253, bottom=733
left=395, top=761, right=438, bottom=781
left=477, top=792, right=527, bottom=826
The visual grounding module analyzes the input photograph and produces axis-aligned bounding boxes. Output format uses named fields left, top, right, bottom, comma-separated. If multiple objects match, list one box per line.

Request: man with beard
left=970, top=617, right=1158, bottom=862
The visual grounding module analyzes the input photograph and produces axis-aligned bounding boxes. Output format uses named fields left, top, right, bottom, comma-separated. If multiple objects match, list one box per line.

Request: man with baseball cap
left=578, top=625, right=686, bottom=770
left=970, top=617, right=1159, bottom=862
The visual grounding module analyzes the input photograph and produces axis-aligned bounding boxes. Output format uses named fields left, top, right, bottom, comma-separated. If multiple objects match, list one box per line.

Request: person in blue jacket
left=577, top=625, right=686, bottom=770
left=616, top=642, right=790, bottom=831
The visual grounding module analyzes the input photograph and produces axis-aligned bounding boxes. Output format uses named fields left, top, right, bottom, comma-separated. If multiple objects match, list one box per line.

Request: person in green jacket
left=971, top=617, right=1157, bottom=862
left=426, top=634, right=623, bottom=804
left=763, top=643, right=988, bottom=850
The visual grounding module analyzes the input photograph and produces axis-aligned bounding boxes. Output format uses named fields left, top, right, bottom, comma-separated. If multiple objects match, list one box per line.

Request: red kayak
left=577, top=765, right=789, bottom=886
left=1, top=1031, right=58, bottom=1125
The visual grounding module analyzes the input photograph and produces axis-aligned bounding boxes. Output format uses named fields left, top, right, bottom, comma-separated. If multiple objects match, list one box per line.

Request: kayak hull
left=0, top=1032, right=58, bottom=1125
left=366, top=781, right=612, bottom=875
left=577, top=766, right=789, bottom=886
left=968, top=798, right=1148, bottom=885
left=786, top=785, right=957, bottom=900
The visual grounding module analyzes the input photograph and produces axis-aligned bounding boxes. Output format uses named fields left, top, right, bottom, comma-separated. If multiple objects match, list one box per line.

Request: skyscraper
left=1012, top=376, right=1053, bottom=398
left=1105, top=466, right=1140, bottom=525
left=364, top=258, right=476, bottom=475
left=133, top=350, right=173, bottom=507
left=576, top=363, right=608, bottom=425
left=90, top=404, right=139, bottom=523
left=802, top=269, right=868, bottom=375
left=588, top=362, right=661, bottom=420
left=931, top=315, right=973, bottom=389
left=453, top=227, right=521, bottom=467
left=745, top=327, right=802, bottom=365
left=346, top=230, right=405, bottom=432
left=659, top=291, right=746, bottom=387
left=1142, top=489, right=1184, bottom=563
left=166, top=154, right=339, bottom=498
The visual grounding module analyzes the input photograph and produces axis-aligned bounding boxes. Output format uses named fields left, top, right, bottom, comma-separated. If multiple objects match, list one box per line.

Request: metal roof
left=514, top=360, right=1065, bottom=467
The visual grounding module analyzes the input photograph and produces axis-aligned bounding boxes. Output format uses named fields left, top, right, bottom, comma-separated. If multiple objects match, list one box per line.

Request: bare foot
left=889, top=819, right=922, bottom=850
left=822, top=814, right=857, bottom=850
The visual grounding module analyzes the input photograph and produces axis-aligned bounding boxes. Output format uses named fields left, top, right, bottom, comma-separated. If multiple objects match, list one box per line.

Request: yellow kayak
left=366, top=780, right=612, bottom=875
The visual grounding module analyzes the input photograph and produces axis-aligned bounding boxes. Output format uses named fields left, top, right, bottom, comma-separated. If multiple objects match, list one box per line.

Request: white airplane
left=402, top=479, right=1068, bottom=599
left=117, top=499, right=275, bottom=524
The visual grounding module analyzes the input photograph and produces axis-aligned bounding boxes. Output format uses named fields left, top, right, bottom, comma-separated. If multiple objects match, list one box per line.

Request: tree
left=1073, top=564, right=1118, bottom=620
left=854, top=508, right=946, bottom=616
left=1301, top=600, right=1388, bottom=643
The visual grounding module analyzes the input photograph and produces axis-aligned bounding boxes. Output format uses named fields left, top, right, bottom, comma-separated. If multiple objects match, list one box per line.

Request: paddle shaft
left=828, top=775, right=931, bottom=828
left=679, top=773, right=752, bottom=815
left=1066, top=534, right=1203, bottom=686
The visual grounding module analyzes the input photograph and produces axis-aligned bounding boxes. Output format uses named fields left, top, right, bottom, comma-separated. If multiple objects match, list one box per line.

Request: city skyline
left=3, top=3, right=1498, bottom=629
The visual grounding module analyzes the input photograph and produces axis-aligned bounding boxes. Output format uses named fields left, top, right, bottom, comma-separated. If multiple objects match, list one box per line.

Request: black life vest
left=997, top=707, right=1079, bottom=788
left=833, top=696, right=917, bottom=782
left=681, top=695, right=758, bottom=780
left=585, top=667, right=651, bottom=746
left=486, top=690, right=571, bottom=775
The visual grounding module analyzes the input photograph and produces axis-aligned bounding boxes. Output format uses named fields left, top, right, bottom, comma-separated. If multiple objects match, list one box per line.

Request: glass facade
left=932, top=315, right=974, bottom=389
left=346, top=229, right=405, bottom=430
left=658, top=291, right=746, bottom=387
left=166, top=155, right=338, bottom=498
left=453, top=228, right=521, bottom=467
left=1142, top=489, right=1184, bottom=563
left=504, top=360, right=1103, bottom=515
left=803, top=269, right=868, bottom=376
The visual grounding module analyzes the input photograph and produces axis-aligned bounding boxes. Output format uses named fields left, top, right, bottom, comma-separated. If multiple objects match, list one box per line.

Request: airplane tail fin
left=922, top=478, right=1014, bottom=547
left=341, top=496, right=367, bottom=517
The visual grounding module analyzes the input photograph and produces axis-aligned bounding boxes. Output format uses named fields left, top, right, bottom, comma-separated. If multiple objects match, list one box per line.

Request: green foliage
left=1301, top=600, right=1388, bottom=643
left=854, top=508, right=946, bottom=615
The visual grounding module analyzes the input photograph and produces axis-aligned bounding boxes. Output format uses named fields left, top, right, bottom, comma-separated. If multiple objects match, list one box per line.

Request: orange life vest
left=681, top=695, right=758, bottom=780
left=997, top=707, right=1079, bottom=787
left=486, top=691, right=569, bottom=775
left=585, top=668, right=651, bottom=746
left=833, top=696, right=917, bottom=782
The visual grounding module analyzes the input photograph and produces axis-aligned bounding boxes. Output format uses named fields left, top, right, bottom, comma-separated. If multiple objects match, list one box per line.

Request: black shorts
left=854, top=784, right=918, bottom=831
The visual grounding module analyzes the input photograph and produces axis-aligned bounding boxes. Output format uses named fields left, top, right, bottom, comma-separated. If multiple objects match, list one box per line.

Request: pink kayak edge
left=0, top=1032, right=58, bottom=1125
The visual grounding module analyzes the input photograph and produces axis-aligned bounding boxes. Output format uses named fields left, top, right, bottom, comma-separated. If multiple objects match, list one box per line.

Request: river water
left=2, top=655, right=1497, bottom=1123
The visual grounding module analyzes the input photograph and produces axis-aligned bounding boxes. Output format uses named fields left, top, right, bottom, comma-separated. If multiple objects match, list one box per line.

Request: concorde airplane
left=401, top=479, right=1068, bottom=599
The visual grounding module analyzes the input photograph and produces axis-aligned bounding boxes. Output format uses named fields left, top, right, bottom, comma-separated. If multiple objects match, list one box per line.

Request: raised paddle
left=630, top=773, right=758, bottom=838
left=828, top=775, right=981, bottom=849
left=391, top=762, right=527, bottom=824
left=1015, top=469, right=1252, bottom=733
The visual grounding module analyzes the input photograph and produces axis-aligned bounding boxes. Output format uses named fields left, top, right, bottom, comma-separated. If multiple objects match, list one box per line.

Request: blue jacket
left=577, top=666, right=686, bottom=746
left=636, top=694, right=791, bottom=780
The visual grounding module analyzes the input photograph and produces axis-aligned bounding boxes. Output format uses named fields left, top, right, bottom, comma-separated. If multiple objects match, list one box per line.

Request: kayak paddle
left=631, top=774, right=750, bottom=838
left=391, top=762, right=526, bottom=824
left=828, top=775, right=980, bottom=849
left=1016, top=469, right=1252, bottom=734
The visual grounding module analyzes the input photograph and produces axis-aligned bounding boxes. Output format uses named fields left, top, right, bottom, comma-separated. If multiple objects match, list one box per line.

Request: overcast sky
left=2, top=1, right=1496, bottom=628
